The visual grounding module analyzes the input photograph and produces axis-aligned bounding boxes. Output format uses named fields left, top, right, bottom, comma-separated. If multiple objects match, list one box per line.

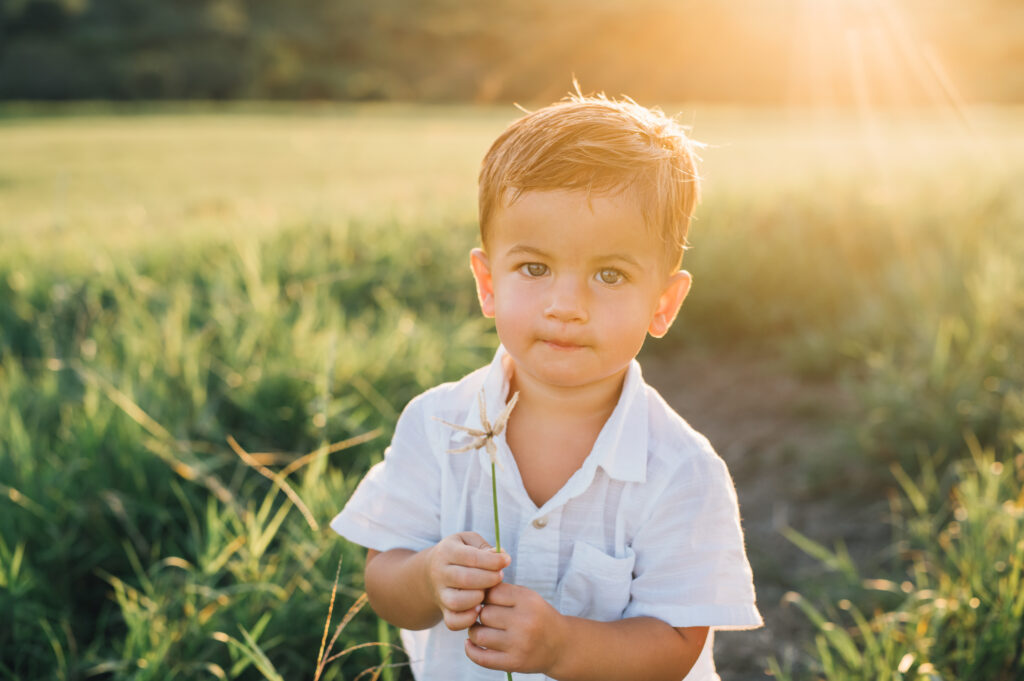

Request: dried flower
left=436, top=389, right=519, bottom=469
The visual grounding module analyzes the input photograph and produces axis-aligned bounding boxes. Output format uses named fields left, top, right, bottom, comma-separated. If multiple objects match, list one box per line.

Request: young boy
left=331, top=91, right=761, bottom=680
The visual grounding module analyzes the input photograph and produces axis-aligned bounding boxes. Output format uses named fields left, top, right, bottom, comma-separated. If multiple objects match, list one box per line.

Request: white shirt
left=331, top=346, right=762, bottom=681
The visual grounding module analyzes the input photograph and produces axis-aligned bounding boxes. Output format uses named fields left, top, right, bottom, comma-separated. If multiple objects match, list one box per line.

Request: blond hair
left=478, top=89, right=702, bottom=270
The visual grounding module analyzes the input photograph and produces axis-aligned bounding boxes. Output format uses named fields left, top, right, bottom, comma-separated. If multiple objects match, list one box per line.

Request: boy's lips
left=540, top=337, right=586, bottom=350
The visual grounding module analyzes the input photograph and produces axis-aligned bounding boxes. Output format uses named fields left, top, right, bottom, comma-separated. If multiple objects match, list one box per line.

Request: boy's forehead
left=487, top=189, right=665, bottom=257
left=492, top=187, right=645, bottom=229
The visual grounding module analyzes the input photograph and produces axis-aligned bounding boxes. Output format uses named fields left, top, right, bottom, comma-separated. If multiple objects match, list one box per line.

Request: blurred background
left=1, top=0, right=1021, bottom=106
left=1, top=1, right=1023, bottom=680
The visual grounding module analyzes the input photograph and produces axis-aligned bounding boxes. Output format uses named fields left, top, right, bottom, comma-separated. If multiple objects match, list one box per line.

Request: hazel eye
left=597, top=268, right=624, bottom=285
left=520, top=263, right=548, bottom=277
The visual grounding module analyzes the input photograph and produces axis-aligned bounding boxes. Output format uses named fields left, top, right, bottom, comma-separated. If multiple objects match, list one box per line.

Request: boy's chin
left=509, top=354, right=629, bottom=393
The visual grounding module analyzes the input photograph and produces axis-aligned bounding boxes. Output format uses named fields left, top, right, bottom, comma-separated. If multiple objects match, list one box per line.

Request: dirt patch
left=641, top=347, right=892, bottom=679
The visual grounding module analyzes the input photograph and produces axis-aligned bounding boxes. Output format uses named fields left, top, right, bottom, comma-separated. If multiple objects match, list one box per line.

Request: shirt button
left=532, top=516, right=548, bottom=529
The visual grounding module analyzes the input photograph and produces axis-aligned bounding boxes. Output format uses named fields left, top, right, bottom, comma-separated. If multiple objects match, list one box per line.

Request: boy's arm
left=363, top=547, right=440, bottom=631
left=364, top=531, right=511, bottom=632
left=466, top=582, right=708, bottom=681
left=547, top=617, right=707, bottom=681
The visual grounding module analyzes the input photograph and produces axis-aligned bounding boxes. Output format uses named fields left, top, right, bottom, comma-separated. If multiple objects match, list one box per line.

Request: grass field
left=1, top=102, right=1022, bottom=680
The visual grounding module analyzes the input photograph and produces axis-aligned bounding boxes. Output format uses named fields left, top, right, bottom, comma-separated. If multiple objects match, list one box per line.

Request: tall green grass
left=0, top=215, right=494, bottom=678
left=773, top=437, right=1024, bottom=681
left=767, top=223, right=1024, bottom=678
left=1, top=104, right=1022, bottom=679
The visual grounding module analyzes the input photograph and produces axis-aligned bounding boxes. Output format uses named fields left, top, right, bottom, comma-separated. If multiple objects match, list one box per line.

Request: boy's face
left=470, top=189, right=691, bottom=393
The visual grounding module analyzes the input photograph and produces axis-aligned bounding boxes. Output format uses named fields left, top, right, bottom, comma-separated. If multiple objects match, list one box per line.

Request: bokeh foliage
left=1, top=0, right=1022, bottom=104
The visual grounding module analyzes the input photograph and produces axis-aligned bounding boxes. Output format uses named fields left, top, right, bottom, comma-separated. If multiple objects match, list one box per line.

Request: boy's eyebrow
left=596, top=253, right=644, bottom=269
left=504, top=244, right=551, bottom=259
left=505, top=244, right=644, bottom=269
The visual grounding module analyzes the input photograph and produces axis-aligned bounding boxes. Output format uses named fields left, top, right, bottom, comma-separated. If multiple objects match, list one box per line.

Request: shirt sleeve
left=329, top=392, right=442, bottom=553
left=623, top=451, right=762, bottom=630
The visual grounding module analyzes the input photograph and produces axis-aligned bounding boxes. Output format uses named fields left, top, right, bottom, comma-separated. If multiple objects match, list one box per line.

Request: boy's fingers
left=482, top=582, right=519, bottom=607
left=477, top=602, right=511, bottom=630
left=438, top=586, right=484, bottom=613
left=446, top=564, right=505, bottom=590
left=464, top=638, right=499, bottom=669
left=455, top=531, right=493, bottom=551
left=442, top=606, right=481, bottom=631
left=454, top=543, right=510, bottom=571
left=467, top=622, right=507, bottom=652
left=456, top=532, right=513, bottom=566
left=447, top=570, right=504, bottom=591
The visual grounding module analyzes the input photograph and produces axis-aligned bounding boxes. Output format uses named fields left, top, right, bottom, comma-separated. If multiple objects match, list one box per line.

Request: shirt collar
left=461, top=345, right=648, bottom=484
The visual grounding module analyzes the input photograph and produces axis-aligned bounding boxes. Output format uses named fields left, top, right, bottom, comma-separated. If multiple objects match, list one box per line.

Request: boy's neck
left=505, top=359, right=626, bottom=424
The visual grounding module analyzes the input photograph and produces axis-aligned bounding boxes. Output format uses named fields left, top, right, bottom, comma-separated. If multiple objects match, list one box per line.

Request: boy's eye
left=520, top=263, right=548, bottom=277
left=597, top=268, right=624, bottom=285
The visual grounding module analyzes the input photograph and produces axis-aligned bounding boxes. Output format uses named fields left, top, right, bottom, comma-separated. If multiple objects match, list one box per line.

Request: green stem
left=491, top=460, right=501, bottom=552
left=490, top=460, right=513, bottom=681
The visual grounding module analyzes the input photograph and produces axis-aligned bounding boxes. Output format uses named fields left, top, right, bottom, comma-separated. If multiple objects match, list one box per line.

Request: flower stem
left=490, top=460, right=513, bottom=681
left=491, top=460, right=501, bottom=552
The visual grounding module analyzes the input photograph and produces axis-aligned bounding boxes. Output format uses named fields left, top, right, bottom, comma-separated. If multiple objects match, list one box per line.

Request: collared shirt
left=331, top=346, right=762, bottom=681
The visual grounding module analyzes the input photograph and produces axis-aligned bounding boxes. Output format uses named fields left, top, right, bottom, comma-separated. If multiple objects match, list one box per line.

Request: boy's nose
left=544, top=277, right=588, bottom=323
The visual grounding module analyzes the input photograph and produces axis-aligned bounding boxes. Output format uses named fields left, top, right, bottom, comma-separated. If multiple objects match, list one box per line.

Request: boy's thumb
left=458, top=530, right=494, bottom=552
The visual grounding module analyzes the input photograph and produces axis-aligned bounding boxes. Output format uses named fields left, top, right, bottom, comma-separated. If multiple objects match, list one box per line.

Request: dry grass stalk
left=227, top=434, right=320, bottom=531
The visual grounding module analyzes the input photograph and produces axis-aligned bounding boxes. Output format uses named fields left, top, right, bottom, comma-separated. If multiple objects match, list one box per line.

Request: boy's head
left=478, top=88, right=702, bottom=272
left=470, top=90, right=702, bottom=392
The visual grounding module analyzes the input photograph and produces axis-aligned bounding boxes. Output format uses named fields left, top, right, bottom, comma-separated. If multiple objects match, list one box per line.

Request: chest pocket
left=557, top=541, right=636, bottom=622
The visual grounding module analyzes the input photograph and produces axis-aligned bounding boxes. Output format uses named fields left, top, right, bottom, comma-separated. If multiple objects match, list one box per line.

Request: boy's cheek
left=492, top=293, right=529, bottom=325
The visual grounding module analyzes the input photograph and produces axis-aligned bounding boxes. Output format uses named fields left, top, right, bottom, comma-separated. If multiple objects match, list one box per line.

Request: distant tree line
left=0, top=0, right=1020, bottom=103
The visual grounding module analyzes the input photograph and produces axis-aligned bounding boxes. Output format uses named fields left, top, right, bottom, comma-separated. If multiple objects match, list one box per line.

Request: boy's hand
left=464, top=582, right=566, bottom=675
left=427, top=531, right=510, bottom=631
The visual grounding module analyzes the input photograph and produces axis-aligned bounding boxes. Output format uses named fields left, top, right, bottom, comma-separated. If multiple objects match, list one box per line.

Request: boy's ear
left=648, top=270, right=692, bottom=338
left=469, top=248, right=496, bottom=318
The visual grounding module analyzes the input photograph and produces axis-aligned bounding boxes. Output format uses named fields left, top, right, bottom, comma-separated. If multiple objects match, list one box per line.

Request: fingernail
left=475, top=604, right=483, bottom=613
